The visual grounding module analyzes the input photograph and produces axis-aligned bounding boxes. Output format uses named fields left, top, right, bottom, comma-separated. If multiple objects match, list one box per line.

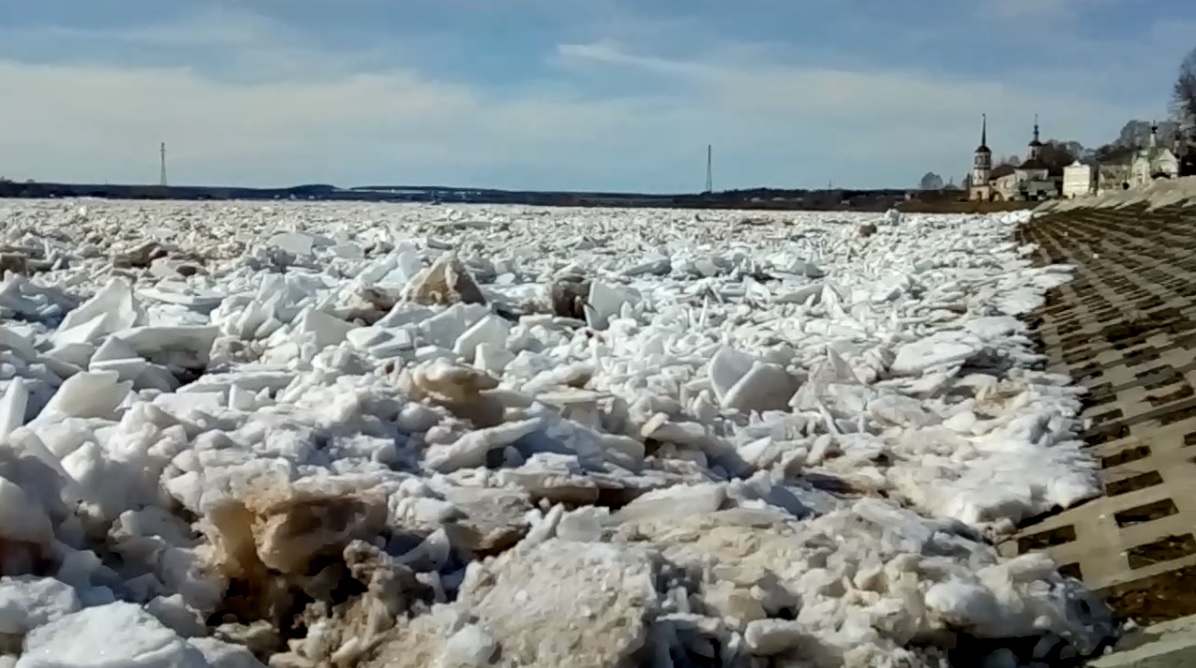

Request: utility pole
left=704, top=144, right=713, bottom=193
left=159, top=142, right=168, bottom=187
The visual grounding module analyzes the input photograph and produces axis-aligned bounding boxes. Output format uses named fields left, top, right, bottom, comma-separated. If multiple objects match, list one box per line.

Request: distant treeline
left=0, top=181, right=349, bottom=202
left=0, top=180, right=1014, bottom=213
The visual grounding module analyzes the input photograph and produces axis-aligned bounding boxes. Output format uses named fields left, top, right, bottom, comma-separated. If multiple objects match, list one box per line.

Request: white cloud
left=983, top=0, right=1073, bottom=20
left=977, top=0, right=1122, bottom=22
left=555, top=41, right=1145, bottom=139
left=0, top=58, right=689, bottom=187
left=0, top=8, right=1174, bottom=189
left=63, top=6, right=288, bottom=49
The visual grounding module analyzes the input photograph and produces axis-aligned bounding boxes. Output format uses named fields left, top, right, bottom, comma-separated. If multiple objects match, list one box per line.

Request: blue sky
left=0, top=0, right=1192, bottom=191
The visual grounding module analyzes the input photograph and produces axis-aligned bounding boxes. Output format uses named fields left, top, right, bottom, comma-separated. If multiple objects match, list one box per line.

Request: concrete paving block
left=1013, top=203, right=1196, bottom=621
left=1091, top=616, right=1196, bottom=668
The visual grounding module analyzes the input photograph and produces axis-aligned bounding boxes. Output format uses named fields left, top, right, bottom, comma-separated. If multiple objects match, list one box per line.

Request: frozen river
left=0, top=199, right=1109, bottom=667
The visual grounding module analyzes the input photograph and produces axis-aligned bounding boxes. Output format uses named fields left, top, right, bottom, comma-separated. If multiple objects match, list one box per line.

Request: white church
left=967, top=115, right=1057, bottom=202
left=1090, top=124, right=1182, bottom=194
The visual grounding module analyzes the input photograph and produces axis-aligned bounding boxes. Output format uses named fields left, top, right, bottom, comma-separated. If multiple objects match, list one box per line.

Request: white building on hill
left=1062, top=161, right=1094, bottom=198
left=1096, top=123, right=1181, bottom=192
left=1129, top=124, right=1179, bottom=184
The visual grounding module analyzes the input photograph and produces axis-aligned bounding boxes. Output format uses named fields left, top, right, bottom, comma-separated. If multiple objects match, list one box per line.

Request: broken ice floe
left=0, top=200, right=1107, bottom=667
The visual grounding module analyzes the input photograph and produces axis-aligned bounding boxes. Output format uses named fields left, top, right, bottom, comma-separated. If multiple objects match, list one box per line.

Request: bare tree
left=1175, top=46, right=1196, bottom=129
left=1037, top=141, right=1077, bottom=175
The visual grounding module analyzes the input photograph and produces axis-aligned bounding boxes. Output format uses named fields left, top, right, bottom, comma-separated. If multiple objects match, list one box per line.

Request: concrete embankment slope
left=1008, top=178, right=1196, bottom=666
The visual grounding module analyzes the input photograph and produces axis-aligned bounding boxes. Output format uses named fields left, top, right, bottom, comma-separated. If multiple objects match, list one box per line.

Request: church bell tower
left=1028, top=114, right=1043, bottom=161
left=972, top=113, right=993, bottom=186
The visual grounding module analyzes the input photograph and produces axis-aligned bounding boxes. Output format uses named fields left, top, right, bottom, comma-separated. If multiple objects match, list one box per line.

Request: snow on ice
left=0, top=199, right=1107, bottom=667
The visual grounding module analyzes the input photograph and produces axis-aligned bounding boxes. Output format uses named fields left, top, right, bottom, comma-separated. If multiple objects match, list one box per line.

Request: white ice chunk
left=474, top=342, right=515, bottom=375
left=425, top=418, right=542, bottom=472
left=0, top=477, right=54, bottom=544
left=440, top=624, right=498, bottom=667
left=268, top=231, right=317, bottom=256
left=17, top=601, right=207, bottom=668
left=421, top=303, right=487, bottom=349
left=0, top=377, right=29, bottom=437
left=186, top=638, right=265, bottom=668
left=35, top=371, right=131, bottom=423
left=112, top=326, right=219, bottom=369
left=891, top=333, right=980, bottom=375
left=89, top=337, right=149, bottom=383
left=708, top=346, right=758, bottom=404
left=744, top=619, right=805, bottom=656
left=297, top=307, right=357, bottom=350
left=721, top=362, right=797, bottom=413
left=453, top=315, right=510, bottom=362
left=965, top=316, right=1025, bottom=338
left=0, top=326, right=37, bottom=360
left=42, top=343, right=96, bottom=370
left=585, top=280, right=631, bottom=330
left=56, top=278, right=146, bottom=343
left=0, top=577, right=81, bottom=635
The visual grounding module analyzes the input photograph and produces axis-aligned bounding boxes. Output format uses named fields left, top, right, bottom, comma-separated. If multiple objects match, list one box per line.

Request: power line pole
left=704, top=144, right=713, bottom=193
left=159, top=142, right=168, bottom=187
